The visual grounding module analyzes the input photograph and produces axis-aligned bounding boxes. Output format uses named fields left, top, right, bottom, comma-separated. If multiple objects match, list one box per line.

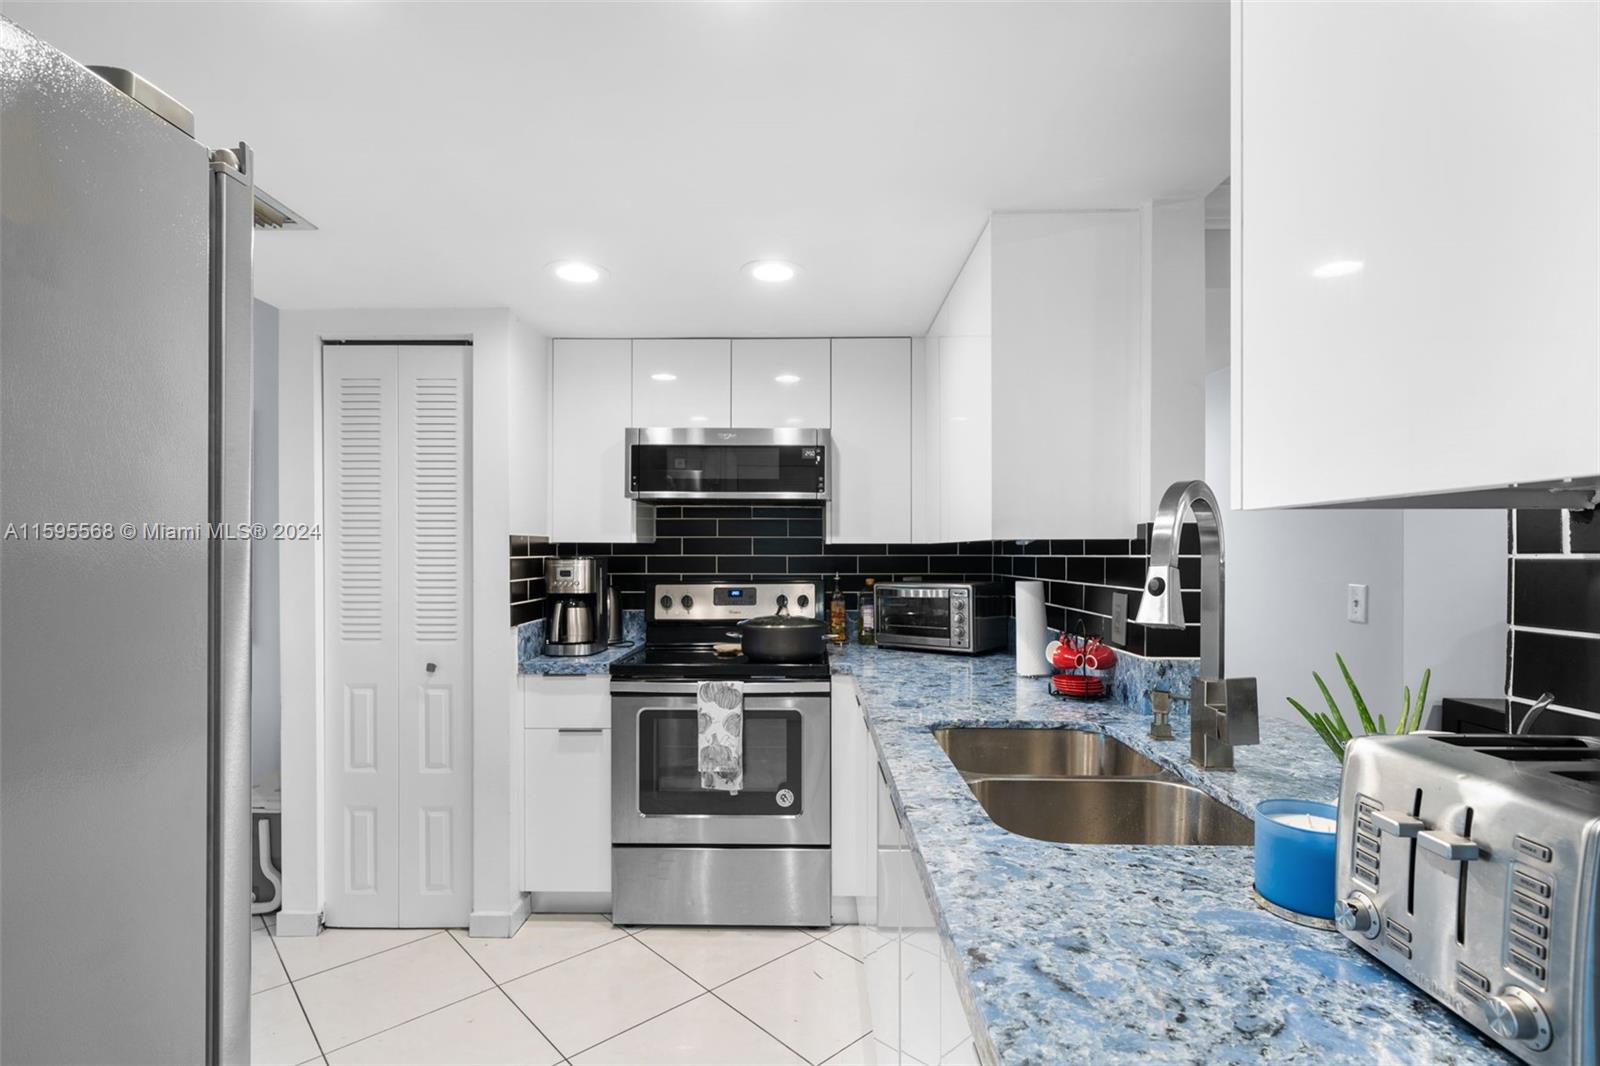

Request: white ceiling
left=4, top=1, right=1227, bottom=337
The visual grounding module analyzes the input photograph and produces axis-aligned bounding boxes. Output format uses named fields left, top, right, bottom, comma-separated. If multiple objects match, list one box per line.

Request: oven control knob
left=660, top=595, right=673, bottom=611
left=796, top=594, right=810, bottom=610
left=1484, top=988, right=1551, bottom=1049
left=775, top=594, right=788, bottom=610
left=1334, top=892, right=1381, bottom=939
left=680, top=595, right=694, bottom=611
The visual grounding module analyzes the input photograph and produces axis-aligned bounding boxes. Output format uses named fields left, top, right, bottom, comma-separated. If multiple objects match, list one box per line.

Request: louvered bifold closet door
left=396, top=346, right=470, bottom=926
left=322, top=346, right=402, bottom=926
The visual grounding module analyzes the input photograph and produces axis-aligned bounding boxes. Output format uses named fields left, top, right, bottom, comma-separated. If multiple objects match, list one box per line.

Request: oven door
left=875, top=586, right=956, bottom=649
left=611, top=682, right=830, bottom=846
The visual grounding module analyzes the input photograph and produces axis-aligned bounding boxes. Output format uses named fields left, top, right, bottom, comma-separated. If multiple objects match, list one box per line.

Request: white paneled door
left=323, top=344, right=471, bottom=928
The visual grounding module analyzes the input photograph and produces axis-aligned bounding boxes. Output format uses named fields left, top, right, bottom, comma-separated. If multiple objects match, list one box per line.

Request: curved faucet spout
left=1135, top=479, right=1225, bottom=679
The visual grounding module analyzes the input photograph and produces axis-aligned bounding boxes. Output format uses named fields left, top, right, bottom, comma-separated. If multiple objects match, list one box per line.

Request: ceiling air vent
left=254, top=188, right=316, bottom=231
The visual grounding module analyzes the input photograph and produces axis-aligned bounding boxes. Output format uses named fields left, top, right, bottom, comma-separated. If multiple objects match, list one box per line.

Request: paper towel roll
left=1015, top=581, right=1050, bottom=676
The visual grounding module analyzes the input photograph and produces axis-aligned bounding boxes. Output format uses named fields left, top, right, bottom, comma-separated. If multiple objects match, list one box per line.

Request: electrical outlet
left=1347, top=583, right=1369, bottom=624
left=1111, top=592, right=1128, bottom=645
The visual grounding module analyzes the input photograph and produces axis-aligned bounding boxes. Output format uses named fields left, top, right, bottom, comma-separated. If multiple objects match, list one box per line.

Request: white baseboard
left=469, top=893, right=531, bottom=939
left=274, top=909, right=323, bottom=938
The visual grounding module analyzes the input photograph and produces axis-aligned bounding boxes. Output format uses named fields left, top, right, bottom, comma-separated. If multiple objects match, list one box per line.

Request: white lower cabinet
left=831, top=676, right=876, bottom=914
left=522, top=676, right=611, bottom=895
left=869, top=756, right=978, bottom=1064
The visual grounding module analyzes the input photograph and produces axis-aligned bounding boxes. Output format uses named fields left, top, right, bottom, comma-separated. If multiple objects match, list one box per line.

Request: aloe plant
left=1288, top=653, right=1431, bottom=762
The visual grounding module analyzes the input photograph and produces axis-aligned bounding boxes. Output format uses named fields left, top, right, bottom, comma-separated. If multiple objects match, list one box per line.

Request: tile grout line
left=626, top=932, right=820, bottom=1064
left=443, top=925, right=569, bottom=1064
left=270, top=926, right=440, bottom=983
left=446, top=923, right=634, bottom=986
left=262, top=920, right=330, bottom=1065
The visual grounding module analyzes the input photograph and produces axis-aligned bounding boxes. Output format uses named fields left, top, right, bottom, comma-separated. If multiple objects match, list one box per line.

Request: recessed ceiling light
left=1311, top=259, right=1364, bottom=280
left=774, top=373, right=801, bottom=385
left=689, top=415, right=708, bottom=423
left=651, top=372, right=677, bottom=382
left=744, top=260, right=799, bottom=283
left=551, top=260, right=604, bottom=284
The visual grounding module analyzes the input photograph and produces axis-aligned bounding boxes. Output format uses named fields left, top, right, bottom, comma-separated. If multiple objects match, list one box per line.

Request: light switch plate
left=1347, top=583, right=1369, bottom=624
left=1111, top=592, right=1128, bottom=644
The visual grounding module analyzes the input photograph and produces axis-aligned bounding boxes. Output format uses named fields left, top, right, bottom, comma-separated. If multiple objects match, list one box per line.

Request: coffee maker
left=541, top=557, right=610, bottom=657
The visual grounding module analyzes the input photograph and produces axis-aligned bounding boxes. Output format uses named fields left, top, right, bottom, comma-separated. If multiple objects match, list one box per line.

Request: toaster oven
left=1334, top=732, right=1599, bottom=1064
left=873, top=581, right=1007, bottom=655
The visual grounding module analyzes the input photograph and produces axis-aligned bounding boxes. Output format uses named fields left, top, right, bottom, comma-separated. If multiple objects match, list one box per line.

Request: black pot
left=736, top=614, right=828, bottom=662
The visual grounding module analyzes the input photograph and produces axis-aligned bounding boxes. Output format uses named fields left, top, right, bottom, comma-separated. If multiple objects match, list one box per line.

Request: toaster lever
left=1371, top=810, right=1425, bottom=837
left=1417, top=830, right=1480, bottom=861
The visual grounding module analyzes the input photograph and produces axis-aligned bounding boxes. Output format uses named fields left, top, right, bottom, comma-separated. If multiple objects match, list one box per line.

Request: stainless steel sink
left=965, top=777, right=1255, bottom=845
left=934, top=727, right=1166, bottom=778
left=933, top=727, right=1254, bottom=846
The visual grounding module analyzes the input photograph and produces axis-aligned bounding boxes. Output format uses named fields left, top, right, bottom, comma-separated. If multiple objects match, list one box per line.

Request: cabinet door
left=551, top=339, right=638, bottom=542
left=830, top=676, right=876, bottom=903
left=865, top=762, right=902, bottom=1054
left=1235, top=0, right=1599, bottom=507
left=732, top=338, right=830, bottom=427
left=632, top=339, right=731, bottom=427
left=829, top=339, right=911, bottom=544
left=937, top=336, right=992, bottom=543
left=523, top=727, right=611, bottom=894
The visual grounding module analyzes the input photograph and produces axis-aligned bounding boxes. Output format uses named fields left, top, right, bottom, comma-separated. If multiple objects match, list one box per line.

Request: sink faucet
left=1513, top=692, right=1556, bottom=735
left=1135, top=479, right=1260, bottom=770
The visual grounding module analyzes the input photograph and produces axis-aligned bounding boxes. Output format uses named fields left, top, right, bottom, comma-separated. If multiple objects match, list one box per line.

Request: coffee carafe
left=541, top=557, right=609, bottom=657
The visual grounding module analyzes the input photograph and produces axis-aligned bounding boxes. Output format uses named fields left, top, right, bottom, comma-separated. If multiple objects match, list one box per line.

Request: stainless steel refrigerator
left=1, top=18, right=254, bottom=1065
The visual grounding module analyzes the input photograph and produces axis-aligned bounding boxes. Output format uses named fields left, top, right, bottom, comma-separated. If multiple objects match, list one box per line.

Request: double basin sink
left=934, top=727, right=1255, bottom=846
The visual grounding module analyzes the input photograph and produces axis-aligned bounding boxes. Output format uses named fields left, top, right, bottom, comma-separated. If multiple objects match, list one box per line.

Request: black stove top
left=610, top=644, right=831, bottom=682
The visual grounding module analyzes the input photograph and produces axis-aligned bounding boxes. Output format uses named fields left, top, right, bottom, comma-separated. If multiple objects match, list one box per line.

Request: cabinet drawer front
left=523, top=674, right=611, bottom=729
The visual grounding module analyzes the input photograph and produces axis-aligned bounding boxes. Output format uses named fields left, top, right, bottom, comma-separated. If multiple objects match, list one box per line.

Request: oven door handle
left=609, top=681, right=832, bottom=697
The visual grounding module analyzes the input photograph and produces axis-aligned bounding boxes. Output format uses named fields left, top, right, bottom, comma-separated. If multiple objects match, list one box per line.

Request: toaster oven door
left=875, top=587, right=956, bottom=649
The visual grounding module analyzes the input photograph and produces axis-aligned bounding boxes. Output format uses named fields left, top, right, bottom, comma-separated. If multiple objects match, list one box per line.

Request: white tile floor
left=251, top=913, right=886, bottom=1066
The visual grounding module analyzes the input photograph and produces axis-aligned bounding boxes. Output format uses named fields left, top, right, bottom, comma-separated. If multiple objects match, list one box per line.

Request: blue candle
left=1254, top=798, right=1339, bottom=920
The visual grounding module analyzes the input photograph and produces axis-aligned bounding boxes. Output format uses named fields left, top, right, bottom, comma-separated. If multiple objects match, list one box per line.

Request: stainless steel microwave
left=874, top=581, right=1008, bottom=655
left=625, top=427, right=831, bottom=501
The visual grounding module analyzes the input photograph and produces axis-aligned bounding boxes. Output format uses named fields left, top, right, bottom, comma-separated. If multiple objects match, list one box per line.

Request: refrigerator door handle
left=207, top=141, right=255, bottom=1066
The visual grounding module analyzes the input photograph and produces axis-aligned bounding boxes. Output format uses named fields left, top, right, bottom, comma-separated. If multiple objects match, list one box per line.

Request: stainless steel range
left=610, top=580, right=831, bottom=926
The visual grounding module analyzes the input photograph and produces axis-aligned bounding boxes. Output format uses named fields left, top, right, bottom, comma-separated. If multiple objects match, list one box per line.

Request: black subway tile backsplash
left=1508, top=508, right=1600, bottom=720
left=1513, top=559, right=1600, bottom=634
left=510, top=503, right=1202, bottom=657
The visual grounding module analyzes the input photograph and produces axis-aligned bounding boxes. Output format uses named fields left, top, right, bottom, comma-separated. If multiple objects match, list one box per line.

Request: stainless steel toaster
left=1334, top=732, right=1599, bottom=1064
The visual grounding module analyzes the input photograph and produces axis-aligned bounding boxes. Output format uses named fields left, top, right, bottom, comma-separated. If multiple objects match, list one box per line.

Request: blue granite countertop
left=831, top=641, right=1508, bottom=1065
left=517, top=612, right=645, bottom=675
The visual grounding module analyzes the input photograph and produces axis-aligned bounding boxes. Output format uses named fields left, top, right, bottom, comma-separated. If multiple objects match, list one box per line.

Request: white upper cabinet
left=632, top=339, right=732, bottom=427
left=1233, top=0, right=1600, bottom=508
left=917, top=212, right=1174, bottom=543
left=731, top=338, right=831, bottom=427
left=551, top=339, right=651, bottom=543
left=829, top=338, right=911, bottom=543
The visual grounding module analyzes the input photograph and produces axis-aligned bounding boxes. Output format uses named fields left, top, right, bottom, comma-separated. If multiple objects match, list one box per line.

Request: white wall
left=508, top=319, right=550, bottom=535
left=1402, top=509, right=1508, bottom=701
left=1141, top=199, right=1208, bottom=513
left=252, top=299, right=281, bottom=786
left=275, top=308, right=538, bottom=937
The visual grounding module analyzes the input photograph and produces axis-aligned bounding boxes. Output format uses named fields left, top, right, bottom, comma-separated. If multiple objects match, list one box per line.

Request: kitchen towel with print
left=697, top=679, right=744, bottom=792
